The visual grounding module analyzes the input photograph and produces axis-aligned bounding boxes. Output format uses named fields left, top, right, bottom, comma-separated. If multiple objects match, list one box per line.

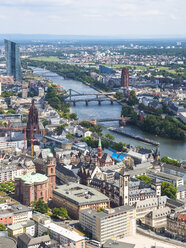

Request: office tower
left=121, top=67, right=129, bottom=88
left=4, top=39, right=22, bottom=82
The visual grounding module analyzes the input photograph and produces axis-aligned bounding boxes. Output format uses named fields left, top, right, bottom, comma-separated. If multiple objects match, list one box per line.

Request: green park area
left=30, top=56, right=64, bottom=63
left=30, top=56, right=186, bottom=78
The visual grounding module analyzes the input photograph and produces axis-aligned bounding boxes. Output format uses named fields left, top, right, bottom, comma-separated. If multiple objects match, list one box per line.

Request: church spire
left=98, top=137, right=102, bottom=161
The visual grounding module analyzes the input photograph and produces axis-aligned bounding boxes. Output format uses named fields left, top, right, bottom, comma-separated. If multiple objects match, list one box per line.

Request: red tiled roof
left=178, top=214, right=186, bottom=222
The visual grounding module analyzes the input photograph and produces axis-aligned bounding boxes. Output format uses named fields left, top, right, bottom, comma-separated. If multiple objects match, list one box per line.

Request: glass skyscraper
left=4, top=39, right=22, bottom=82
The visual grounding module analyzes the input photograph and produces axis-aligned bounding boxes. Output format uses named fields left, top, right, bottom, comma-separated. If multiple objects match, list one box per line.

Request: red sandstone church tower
left=98, top=138, right=102, bottom=161
left=26, top=99, right=40, bottom=146
left=121, top=67, right=129, bottom=88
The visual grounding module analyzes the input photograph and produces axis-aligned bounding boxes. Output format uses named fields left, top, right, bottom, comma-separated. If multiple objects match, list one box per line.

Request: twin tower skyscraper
left=4, top=39, right=22, bottom=82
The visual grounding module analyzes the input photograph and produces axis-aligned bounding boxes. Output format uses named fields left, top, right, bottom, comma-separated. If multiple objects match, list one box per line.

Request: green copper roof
left=48, top=153, right=54, bottom=158
left=20, top=173, right=48, bottom=185
left=98, top=137, right=102, bottom=147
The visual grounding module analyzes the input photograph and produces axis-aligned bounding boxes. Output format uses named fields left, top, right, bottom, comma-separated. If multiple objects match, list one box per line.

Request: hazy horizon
left=0, top=0, right=185, bottom=36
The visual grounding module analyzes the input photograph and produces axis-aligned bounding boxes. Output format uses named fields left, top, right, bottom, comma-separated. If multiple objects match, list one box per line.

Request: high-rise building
left=4, top=39, right=22, bottom=82
left=121, top=67, right=129, bottom=88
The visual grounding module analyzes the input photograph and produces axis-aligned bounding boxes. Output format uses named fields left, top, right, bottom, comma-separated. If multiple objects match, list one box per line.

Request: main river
left=33, top=68, right=186, bottom=161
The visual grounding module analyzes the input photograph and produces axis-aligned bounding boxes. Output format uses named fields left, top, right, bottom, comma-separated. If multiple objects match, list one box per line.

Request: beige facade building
left=80, top=206, right=136, bottom=243
left=53, top=182, right=110, bottom=219
left=145, top=207, right=171, bottom=231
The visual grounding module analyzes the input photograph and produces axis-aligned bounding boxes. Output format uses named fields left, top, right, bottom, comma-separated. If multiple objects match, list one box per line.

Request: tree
left=121, top=105, right=138, bottom=124
left=161, top=157, right=181, bottom=167
left=32, top=200, right=49, bottom=214
left=42, top=119, right=49, bottom=127
left=105, top=133, right=115, bottom=141
left=52, top=207, right=70, bottom=219
left=89, top=124, right=103, bottom=136
left=7, top=108, right=16, bottom=114
left=42, top=231, right=50, bottom=236
left=111, top=142, right=127, bottom=152
left=0, top=224, right=6, bottom=231
left=115, top=92, right=124, bottom=100
left=128, top=90, right=138, bottom=105
left=0, top=109, right=5, bottom=114
left=161, top=182, right=177, bottom=200
left=137, top=175, right=152, bottom=185
left=66, top=133, right=74, bottom=139
left=69, top=113, right=78, bottom=120
left=55, top=124, right=67, bottom=133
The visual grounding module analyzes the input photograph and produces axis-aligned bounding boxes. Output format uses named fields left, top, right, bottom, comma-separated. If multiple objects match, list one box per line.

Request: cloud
left=0, top=0, right=185, bottom=35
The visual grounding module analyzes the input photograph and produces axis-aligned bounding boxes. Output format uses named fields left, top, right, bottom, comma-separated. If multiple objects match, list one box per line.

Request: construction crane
left=0, top=126, right=38, bottom=156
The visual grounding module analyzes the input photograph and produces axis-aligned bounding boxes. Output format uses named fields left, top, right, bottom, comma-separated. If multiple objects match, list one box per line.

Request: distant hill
left=0, top=33, right=186, bottom=41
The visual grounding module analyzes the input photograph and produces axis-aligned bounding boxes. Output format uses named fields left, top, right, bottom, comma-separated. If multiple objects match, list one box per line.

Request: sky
left=0, top=0, right=185, bottom=36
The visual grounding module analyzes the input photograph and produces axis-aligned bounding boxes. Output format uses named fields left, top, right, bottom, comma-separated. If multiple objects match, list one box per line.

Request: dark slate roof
left=18, top=233, right=51, bottom=246
left=162, top=163, right=186, bottom=174
left=56, top=164, right=79, bottom=178
left=151, top=178, right=161, bottom=184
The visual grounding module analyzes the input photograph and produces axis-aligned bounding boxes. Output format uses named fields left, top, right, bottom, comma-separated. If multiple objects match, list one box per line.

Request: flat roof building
left=147, top=170, right=183, bottom=187
left=38, top=222, right=85, bottom=248
left=53, top=182, right=110, bottom=219
left=80, top=206, right=136, bottom=243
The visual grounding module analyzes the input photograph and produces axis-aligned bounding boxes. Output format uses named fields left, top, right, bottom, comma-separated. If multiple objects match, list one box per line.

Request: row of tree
left=31, top=200, right=70, bottom=219
left=121, top=105, right=185, bottom=140
left=137, top=175, right=177, bottom=200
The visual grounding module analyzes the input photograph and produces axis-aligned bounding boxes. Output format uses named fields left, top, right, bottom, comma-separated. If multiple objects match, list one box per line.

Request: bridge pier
left=73, top=100, right=76, bottom=106
left=110, top=99, right=113, bottom=105
left=98, top=100, right=101, bottom=105
left=85, top=100, right=88, bottom=106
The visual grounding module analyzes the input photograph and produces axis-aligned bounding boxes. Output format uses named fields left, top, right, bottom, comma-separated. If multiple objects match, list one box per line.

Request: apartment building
left=0, top=157, right=35, bottom=183
left=79, top=206, right=136, bottom=243
left=167, top=212, right=186, bottom=238
left=38, top=222, right=85, bottom=248
left=0, top=203, right=32, bottom=226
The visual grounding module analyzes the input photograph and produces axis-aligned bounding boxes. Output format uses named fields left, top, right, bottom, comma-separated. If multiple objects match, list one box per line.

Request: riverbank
left=32, top=67, right=186, bottom=160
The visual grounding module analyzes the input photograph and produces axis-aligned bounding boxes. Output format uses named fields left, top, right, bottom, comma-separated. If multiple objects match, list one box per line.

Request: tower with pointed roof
left=119, top=168, right=129, bottom=206
left=26, top=99, right=40, bottom=146
left=98, top=137, right=102, bottom=162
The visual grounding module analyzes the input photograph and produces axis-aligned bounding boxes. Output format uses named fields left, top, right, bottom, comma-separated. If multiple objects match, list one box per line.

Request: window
left=51, top=168, right=53, bottom=174
left=40, top=185, right=42, bottom=190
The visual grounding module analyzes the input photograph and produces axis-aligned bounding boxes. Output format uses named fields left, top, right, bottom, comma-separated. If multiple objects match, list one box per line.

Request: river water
left=33, top=68, right=186, bottom=161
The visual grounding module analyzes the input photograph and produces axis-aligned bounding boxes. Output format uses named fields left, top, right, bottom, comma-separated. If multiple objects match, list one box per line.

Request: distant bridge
left=64, top=89, right=117, bottom=106
left=85, top=116, right=131, bottom=125
left=66, top=97, right=115, bottom=106
left=65, top=89, right=116, bottom=99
